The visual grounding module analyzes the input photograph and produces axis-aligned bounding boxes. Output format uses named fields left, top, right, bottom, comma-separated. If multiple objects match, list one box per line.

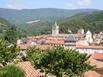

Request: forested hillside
left=0, top=8, right=96, bottom=24
left=0, top=17, right=25, bottom=42
left=0, top=8, right=98, bottom=34
left=0, top=17, right=12, bottom=34
left=59, top=11, right=103, bottom=33
left=0, top=8, right=102, bottom=35
left=23, top=11, right=103, bottom=35
left=0, top=17, right=12, bottom=26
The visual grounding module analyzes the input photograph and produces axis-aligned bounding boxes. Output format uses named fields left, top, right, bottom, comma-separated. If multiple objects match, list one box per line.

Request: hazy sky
left=0, top=0, right=102, bottom=9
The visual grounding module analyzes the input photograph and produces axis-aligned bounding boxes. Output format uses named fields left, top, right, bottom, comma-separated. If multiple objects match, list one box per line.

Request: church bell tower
left=52, top=21, right=59, bottom=34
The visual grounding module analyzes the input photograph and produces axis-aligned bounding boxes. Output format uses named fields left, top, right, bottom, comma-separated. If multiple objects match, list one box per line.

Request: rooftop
left=84, top=71, right=102, bottom=77
left=47, top=39, right=64, bottom=44
left=17, top=61, right=44, bottom=77
left=91, top=53, right=103, bottom=60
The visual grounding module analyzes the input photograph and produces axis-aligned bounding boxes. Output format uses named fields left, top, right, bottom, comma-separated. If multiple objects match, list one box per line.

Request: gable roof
left=91, top=53, right=103, bottom=60
left=88, top=58, right=103, bottom=69
left=65, top=34, right=77, bottom=41
left=17, top=62, right=44, bottom=77
left=84, top=71, right=102, bottom=77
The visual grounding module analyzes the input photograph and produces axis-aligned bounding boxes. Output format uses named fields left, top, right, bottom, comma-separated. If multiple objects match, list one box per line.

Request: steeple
left=86, top=30, right=92, bottom=35
left=85, top=30, right=93, bottom=44
left=52, top=21, right=59, bottom=34
left=68, top=28, right=72, bottom=33
left=54, top=21, right=57, bottom=26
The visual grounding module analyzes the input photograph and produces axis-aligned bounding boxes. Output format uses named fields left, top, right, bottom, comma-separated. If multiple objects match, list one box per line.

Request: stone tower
left=52, top=21, right=59, bottom=34
left=85, top=30, right=93, bottom=44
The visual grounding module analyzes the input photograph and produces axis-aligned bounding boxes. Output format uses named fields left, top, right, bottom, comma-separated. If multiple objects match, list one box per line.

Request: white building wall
left=76, top=48, right=103, bottom=54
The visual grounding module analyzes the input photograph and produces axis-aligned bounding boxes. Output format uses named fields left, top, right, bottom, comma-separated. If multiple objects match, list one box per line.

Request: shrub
left=0, top=65, right=25, bottom=77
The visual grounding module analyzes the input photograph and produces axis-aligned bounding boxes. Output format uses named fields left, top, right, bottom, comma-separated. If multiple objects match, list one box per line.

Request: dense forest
left=0, top=17, right=12, bottom=36
left=59, top=11, right=103, bottom=33
left=0, top=17, right=25, bottom=42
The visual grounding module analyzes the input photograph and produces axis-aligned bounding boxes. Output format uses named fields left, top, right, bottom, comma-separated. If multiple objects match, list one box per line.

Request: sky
left=0, top=0, right=103, bottom=10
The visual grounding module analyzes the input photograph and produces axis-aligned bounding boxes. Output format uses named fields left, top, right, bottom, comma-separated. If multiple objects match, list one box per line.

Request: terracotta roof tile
left=84, top=71, right=102, bottom=77
left=91, top=53, right=103, bottom=60
left=88, top=58, right=103, bottom=69
left=17, top=62, right=43, bottom=77
left=47, top=39, right=64, bottom=44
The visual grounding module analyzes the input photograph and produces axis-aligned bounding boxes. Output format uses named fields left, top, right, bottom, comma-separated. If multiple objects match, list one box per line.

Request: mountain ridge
left=0, top=8, right=97, bottom=24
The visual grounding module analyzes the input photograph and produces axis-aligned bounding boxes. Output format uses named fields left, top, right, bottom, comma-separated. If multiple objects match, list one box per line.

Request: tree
left=0, top=65, right=25, bottom=77
left=3, top=26, right=17, bottom=44
left=27, top=47, right=94, bottom=77
left=0, top=38, right=20, bottom=66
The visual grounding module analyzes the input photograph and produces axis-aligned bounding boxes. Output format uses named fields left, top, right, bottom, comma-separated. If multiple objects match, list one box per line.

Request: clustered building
left=17, top=22, right=103, bottom=54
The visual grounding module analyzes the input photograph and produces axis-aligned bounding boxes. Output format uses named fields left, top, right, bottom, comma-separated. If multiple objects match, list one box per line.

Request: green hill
left=59, top=11, right=103, bottom=33
left=0, top=17, right=11, bottom=26
left=0, top=8, right=98, bottom=35
left=23, top=20, right=52, bottom=35
left=0, top=8, right=101, bottom=35
left=0, top=8, right=96, bottom=24
left=0, top=17, right=25, bottom=39
left=22, top=11, right=103, bottom=35
left=0, top=17, right=12, bottom=33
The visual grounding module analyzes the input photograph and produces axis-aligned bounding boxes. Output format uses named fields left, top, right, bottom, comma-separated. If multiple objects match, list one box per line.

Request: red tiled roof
left=84, top=71, right=102, bottom=77
left=91, top=53, right=103, bottom=60
left=47, top=39, right=64, bottom=44
left=17, top=62, right=43, bottom=77
left=88, top=58, right=103, bottom=69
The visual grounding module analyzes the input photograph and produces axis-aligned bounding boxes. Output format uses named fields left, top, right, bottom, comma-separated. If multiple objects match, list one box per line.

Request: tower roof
left=54, top=21, right=58, bottom=26
left=86, top=30, right=92, bottom=35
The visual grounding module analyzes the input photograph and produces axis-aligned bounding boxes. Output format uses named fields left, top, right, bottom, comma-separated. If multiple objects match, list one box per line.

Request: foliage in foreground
left=27, top=47, right=94, bottom=77
left=0, top=38, right=20, bottom=66
left=0, top=65, right=25, bottom=77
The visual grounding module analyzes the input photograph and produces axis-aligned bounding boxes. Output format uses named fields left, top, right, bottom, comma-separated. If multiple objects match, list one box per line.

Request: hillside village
left=0, top=20, right=102, bottom=77
left=0, top=17, right=103, bottom=77
left=0, top=1, right=103, bottom=76
left=15, top=22, right=103, bottom=77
